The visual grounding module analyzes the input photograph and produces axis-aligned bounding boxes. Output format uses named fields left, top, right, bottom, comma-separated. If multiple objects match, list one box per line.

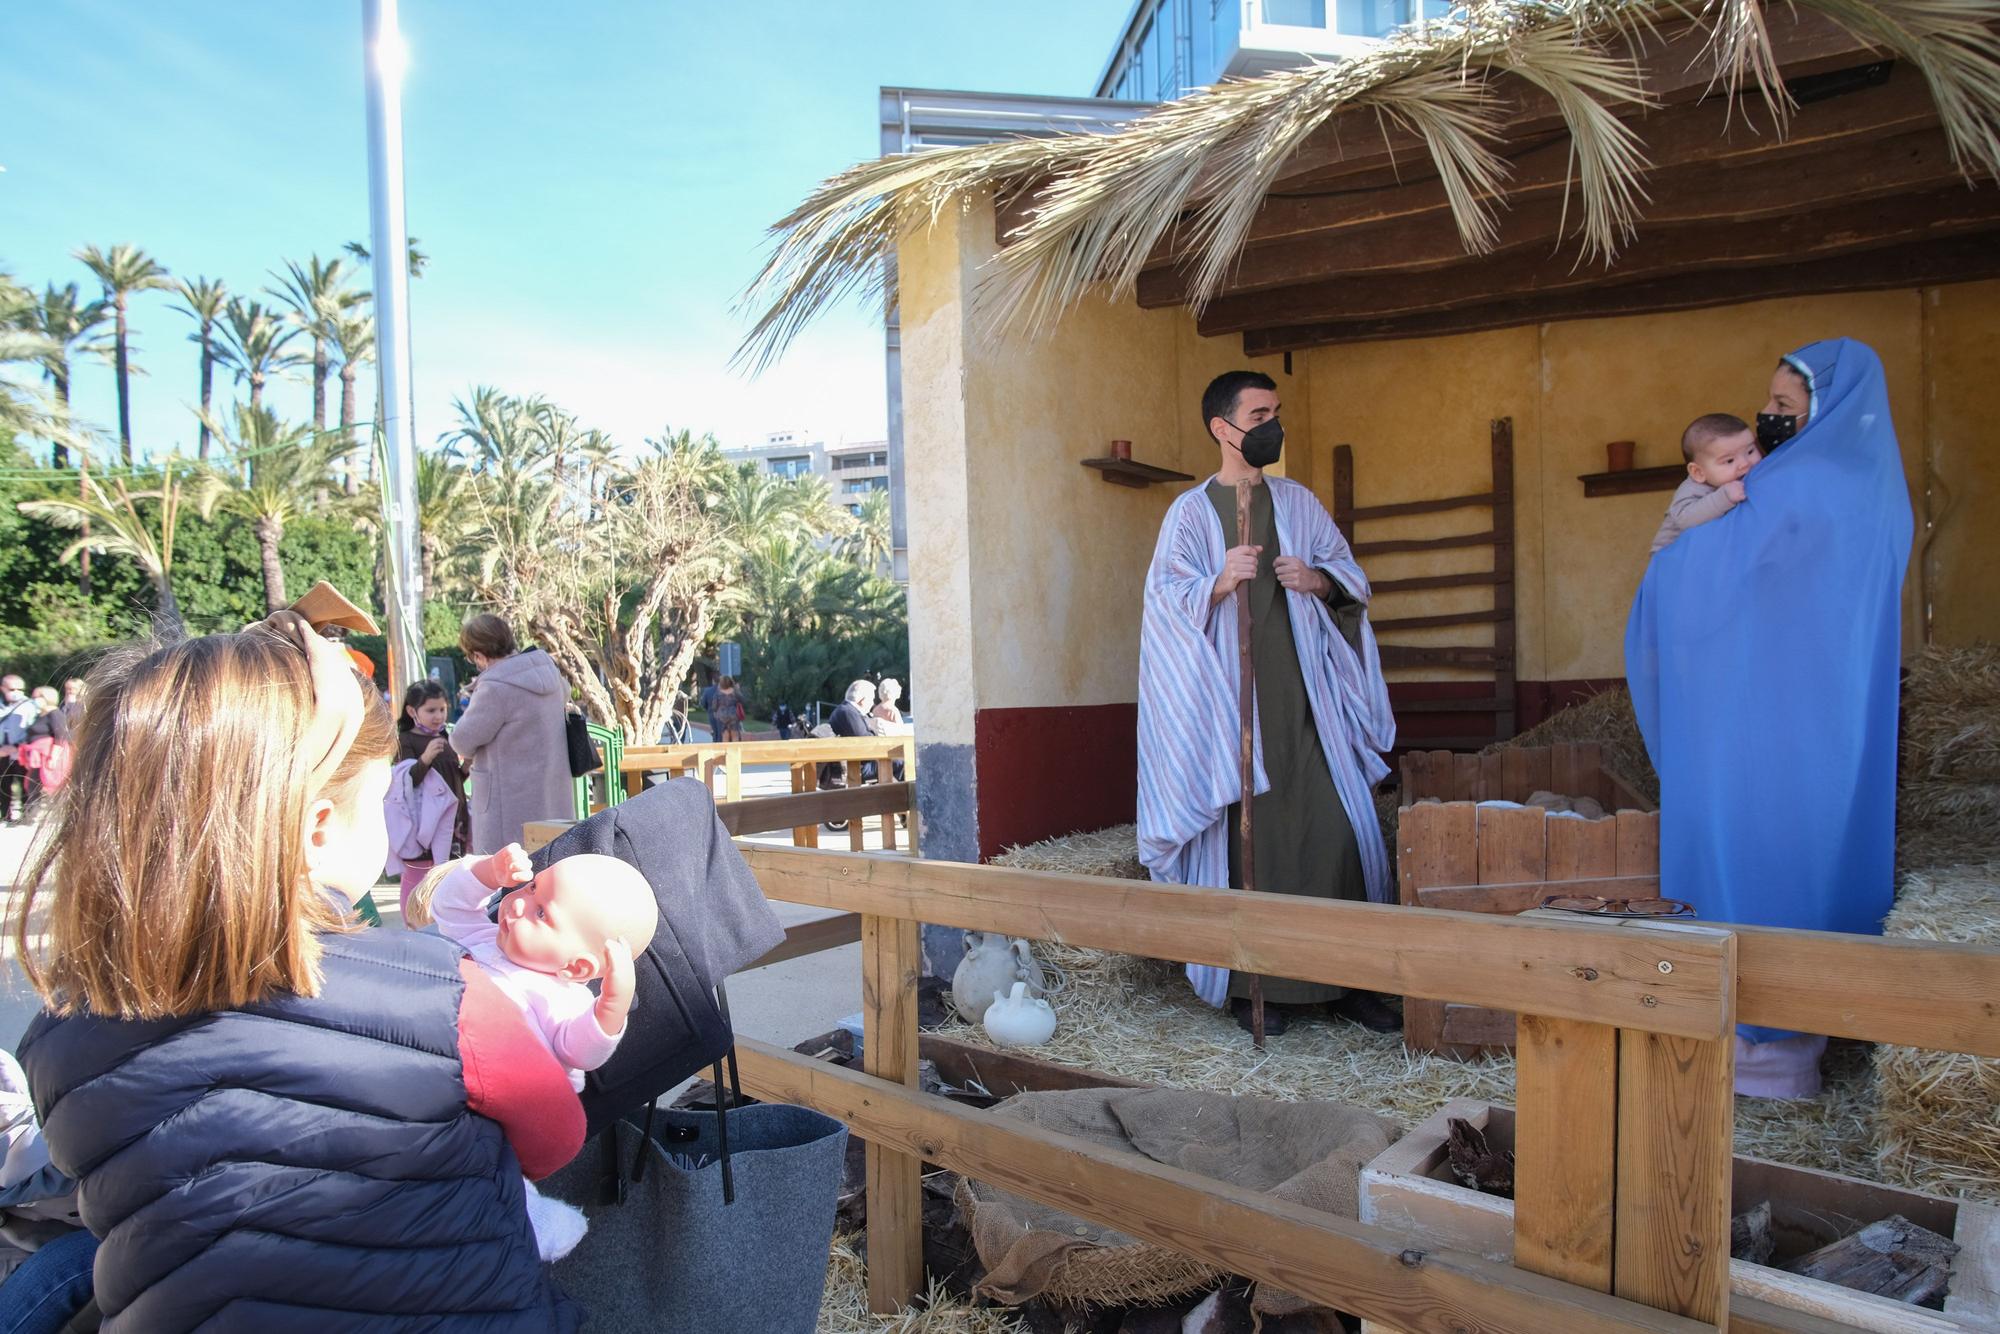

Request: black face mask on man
left=1755, top=412, right=1799, bottom=453
left=1232, top=416, right=1284, bottom=468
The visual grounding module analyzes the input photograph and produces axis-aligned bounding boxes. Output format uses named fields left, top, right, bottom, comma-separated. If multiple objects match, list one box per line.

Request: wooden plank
left=1159, top=62, right=1939, bottom=259
left=1476, top=804, right=1547, bottom=885
left=1397, top=801, right=1479, bottom=901
left=1420, top=874, right=1663, bottom=913
left=1351, top=491, right=1496, bottom=521
left=1374, top=571, right=1505, bottom=595
left=1616, top=1024, right=1737, bottom=1324
left=522, top=819, right=575, bottom=854
left=1945, top=1201, right=2000, bottom=1325
left=1145, top=126, right=1969, bottom=304
left=1396, top=696, right=1510, bottom=714
left=1570, top=743, right=1604, bottom=802
left=918, top=1034, right=1149, bottom=1097
left=1453, top=753, right=1481, bottom=802
left=620, top=735, right=906, bottom=775
left=1490, top=419, right=1518, bottom=744
left=1198, top=187, right=2000, bottom=335
left=733, top=1040, right=1708, bottom=1334
left=1381, top=646, right=1505, bottom=670
left=1500, top=747, right=1551, bottom=803
left=1546, top=817, right=1621, bottom=882
left=1729, top=924, right=2000, bottom=1058
left=1615, top=810, right=1660, bottom=875
left=1241, top=231, right=2000, bottom=354
left=1514, top=1016, right=1619, bottom=1292
left=862, top=914, right=923, bottom=1312
left=718, top=781, right=913, bottom=837
left=759, top=846, right=1739, bottom=1038
left=1603, top=767, right=1653, bottom=813
left=1479, top=752, right=1505, bottom=802
left=1373, top=608, right=1513, bottom=632
left=1439, top=1004, right=1517, bottom=1047
left=746, top=911, right=862, bottom=970
left=847, top=761, right=867, bottom=853
left=1547, top=744, right=1580, bottom=800
left=1356, top=530, right=1500, bottom=556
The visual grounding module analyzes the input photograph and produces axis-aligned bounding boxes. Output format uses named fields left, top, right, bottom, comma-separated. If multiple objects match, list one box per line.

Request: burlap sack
left=957, top=1088, right=1396, bottom=1313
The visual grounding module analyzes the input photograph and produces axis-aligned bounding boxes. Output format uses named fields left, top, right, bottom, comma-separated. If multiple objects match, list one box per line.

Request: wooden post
left=1513, top=1016, right=1618, bottom=1291
left=724, top=746, right=742, bottom=804
left=1490, top=418, right=1517, bottom=744
left=862, top=914, right=923, bottom=1312
left=848, top=759, right=867, bottom=852
left=1615, top=1027, right=1736, bottom=1325
left=1332, top=443, right=1355, bottom=544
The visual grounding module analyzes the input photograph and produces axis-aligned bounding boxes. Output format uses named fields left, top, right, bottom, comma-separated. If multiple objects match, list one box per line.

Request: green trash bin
left=573, top=721, right=626, bottom=819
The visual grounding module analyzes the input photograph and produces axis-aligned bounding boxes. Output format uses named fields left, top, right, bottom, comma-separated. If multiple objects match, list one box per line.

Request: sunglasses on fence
left=1538, top=894, right=1696, bottom=919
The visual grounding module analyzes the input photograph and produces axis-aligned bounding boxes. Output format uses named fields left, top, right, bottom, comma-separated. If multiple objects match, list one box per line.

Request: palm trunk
left=152, top=573, right=184, bottom=637
left=311, top=338, right=327, bottom=432
left=77, top=448, right=91, bottom=600
left=113, top=298, right=133, bottom=465
left=196, top=329, right=215, bottom=460
left=50, top=371, right=70, bottom=471
left=250, top=371, right=264, bottom=414
left=254, top=516, right=287, bottom=613
left=339, top=364, right=358, bottom=495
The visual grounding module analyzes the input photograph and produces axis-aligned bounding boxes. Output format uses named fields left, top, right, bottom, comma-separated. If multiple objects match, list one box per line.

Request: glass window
left=1334, top=0, right=1404, bottom=35
left=1263, top=0, right=1328, bottom=26
left=768, top=455, right=813, bottom=480
left=831, top=451, right=888, bottom=470
left=843, top=477, right=888, bottom=495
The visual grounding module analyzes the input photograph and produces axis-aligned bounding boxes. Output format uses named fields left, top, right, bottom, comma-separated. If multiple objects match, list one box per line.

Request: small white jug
left=982, top=981, right=1057, bottom=1048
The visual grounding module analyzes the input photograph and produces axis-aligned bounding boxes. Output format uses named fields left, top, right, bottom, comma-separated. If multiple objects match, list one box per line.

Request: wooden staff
left=1235, top=479, right=1266, bottom=1049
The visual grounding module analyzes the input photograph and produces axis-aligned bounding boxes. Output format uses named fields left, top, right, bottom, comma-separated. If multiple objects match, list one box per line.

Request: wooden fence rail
left=732, top=846, right=2000, bottom=1332
left=619, top=737, right=916, bottom=850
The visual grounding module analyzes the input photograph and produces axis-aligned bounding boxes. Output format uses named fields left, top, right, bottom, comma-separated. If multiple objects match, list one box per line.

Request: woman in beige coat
left=449, top=614, right=573, bottom=853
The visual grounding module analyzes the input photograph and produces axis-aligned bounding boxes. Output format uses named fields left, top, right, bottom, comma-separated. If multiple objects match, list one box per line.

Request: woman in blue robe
left=1625, top=338, right=1913, bottom=1097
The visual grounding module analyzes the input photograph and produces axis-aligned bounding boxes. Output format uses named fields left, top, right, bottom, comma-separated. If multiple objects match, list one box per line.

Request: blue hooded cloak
left=1624, top=338, right=1912, bottom=1043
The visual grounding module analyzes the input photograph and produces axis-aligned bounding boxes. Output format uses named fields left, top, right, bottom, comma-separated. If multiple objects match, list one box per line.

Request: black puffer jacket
left=20, top=927, right=579, bottom=1333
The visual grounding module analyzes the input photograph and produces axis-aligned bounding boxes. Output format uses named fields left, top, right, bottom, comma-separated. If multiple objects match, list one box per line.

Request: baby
left=1649, top=412, right=1763, bottom=555
left=414, top=843, right=659, bottom=1260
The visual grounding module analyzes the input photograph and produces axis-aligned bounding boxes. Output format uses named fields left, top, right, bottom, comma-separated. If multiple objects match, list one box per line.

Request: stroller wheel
left=824, top=819, right=850, bottom=833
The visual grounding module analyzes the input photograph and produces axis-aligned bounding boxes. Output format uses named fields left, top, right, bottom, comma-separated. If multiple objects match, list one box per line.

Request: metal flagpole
left=362, top=0, right=425, bottom=694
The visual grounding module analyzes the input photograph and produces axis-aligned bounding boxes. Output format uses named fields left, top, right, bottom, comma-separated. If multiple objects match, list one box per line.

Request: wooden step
left=1347, top=491, right=1496, bottom=522
left=1355, top=531, right=1500, bottom=556
left=1380, top=645, right=1504, bottom=670
left=1394, top=695, right=1510, bottom=713
left=1373, top=608, right=1511, bottom=632
left=1372, top=571, right=1505, bottom=595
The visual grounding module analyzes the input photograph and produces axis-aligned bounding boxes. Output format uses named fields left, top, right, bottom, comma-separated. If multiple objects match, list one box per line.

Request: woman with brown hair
left=12, top=616, right=584, bottom=1331
left=449, top=613, right=573, bottom=853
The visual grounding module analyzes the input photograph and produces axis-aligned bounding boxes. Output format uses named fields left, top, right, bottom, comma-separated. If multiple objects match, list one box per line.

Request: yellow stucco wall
left=899, top=202, right=2000, bottom=720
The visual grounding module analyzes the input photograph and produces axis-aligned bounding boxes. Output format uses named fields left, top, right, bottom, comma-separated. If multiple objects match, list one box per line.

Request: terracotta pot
left=1109, top=439, right=1133, bottom=461
left=1606, top=440, right=1636, bottom=472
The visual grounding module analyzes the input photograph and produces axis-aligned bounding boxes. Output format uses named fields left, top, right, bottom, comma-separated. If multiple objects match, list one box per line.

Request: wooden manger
left=1398, top=743, right=1659, bottom=1056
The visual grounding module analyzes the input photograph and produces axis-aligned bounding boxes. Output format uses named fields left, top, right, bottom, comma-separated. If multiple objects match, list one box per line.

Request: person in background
left=771, top=700, right=796, bottom=741
left=0, top=677, right=39, bottom=826
left=450, top=614, right=574, bottom=854
left=698, top=678, right=721, bottom=742
left=711, top=675, right=747, bottom=743
left=18, top=688, right=69, bottom=815
left=59, top=679, right=85, bottom=729
left=388, top=679, right=471, bottom=911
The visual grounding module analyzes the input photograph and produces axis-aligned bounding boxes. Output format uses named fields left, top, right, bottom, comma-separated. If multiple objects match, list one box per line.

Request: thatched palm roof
left=736, top=0, right=2000, bottom=367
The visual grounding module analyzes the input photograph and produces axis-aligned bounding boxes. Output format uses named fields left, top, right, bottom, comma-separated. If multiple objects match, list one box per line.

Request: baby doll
left=1650, top=413, right=1763, bottom=555
left=412, top=843, right=659, bottom=1259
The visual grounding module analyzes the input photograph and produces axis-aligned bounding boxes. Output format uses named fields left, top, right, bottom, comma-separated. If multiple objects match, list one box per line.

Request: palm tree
left=21, top=284, right=109, bottom=469
left=0, top=275, right=62, bottom=444
left=171, top=277, right=228, bottom=459
left=847, top=488, right=894, bottom=573
left=18, top=465, right=189, bottom=634
left=215, top=299, right=305, bottom=414
left=194, top=405, right=352, bottom=612
left=343, top=236, right=429, bottom=278
left=330, top=309, right=375, bottom=490
left=270, top=255, right=366, bottom=432
left=74, top=243, right=172, bottom=463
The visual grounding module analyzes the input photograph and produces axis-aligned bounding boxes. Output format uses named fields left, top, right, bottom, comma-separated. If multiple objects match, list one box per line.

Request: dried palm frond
left=734, top=0, right=2000, bottom=371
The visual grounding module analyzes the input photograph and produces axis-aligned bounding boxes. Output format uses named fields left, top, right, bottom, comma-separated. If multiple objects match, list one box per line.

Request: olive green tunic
left=1207, top=480, right=1364, bottom=1005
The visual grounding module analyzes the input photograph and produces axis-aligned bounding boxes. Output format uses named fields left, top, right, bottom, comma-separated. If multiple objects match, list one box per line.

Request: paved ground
left=0, top=758, right=878, bottom=1053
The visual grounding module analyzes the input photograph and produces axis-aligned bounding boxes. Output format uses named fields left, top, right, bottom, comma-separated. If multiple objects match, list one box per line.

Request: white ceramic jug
left=951, top=932, right=1045, bottom=1024
left=983, top=981, right=1057, bottom=1048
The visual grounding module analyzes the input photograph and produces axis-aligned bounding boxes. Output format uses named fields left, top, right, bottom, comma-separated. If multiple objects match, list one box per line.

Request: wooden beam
left=734, top=1039, right=1709, bottom=1334
left=1199, top=186, right=2000, bottom=333
left=741, top=846, right=1735, bottom=1038
left=1356, top=530, right=1501, bottom=555
left=745, top=911, right=862, bottom=969
left=861, top=915, right=923, bottom=1312
left=1144, top=124, right=1965, bottom=304
left=1615, top=1028, right=1736, bottom=1324
left=1381, top=645, right=1505, bottom=669
left=1242, top=230, right=2000, bottom=352
left=1264, top=10, right=1876, bottom=194
left=1351, top=491, right=1497, bottom=521
left=1514, top=1016, right=1619, bottom=1293
left=1375, top=570, right=1506, bottom=594
left=718, top=781, right=914, bottom=837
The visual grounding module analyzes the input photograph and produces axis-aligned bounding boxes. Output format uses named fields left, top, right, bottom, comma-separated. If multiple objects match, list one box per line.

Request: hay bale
left=1480, top=688, right=1658, bottom=805
left=992, top=826, right=1145, bottom=882
left=1900, top=644, right=2000, bottom=782
left=1871, top=860, right=2000, bottom=1205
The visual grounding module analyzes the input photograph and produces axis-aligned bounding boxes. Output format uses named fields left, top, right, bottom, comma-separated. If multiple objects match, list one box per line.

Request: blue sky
left=1, top=1, right=1131, bottom=458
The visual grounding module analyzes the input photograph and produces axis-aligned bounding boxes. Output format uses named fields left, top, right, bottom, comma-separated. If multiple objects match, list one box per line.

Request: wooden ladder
left=1332, top=417, right=1517, bottom=750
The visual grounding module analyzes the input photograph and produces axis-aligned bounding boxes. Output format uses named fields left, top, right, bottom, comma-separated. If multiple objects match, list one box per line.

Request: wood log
left=1783, top=1216, right=1959, bottom=1306
left=1733, top=1201, right=1777, bottom=1267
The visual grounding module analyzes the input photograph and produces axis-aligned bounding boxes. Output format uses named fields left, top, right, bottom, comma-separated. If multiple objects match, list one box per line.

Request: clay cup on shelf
left=1109, top=439, right=1133, bottom=461
left=1606, top=440, right=1636, bottom=472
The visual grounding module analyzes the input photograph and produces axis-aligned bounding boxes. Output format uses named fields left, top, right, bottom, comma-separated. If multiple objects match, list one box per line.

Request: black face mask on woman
left=1233, top=416, right=1284, bottom=468
left=1755, top=412, right=1799, bottom=453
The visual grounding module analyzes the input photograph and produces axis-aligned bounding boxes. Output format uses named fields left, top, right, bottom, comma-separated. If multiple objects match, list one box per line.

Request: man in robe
left=1137, top=371, right=1399, bottom=1035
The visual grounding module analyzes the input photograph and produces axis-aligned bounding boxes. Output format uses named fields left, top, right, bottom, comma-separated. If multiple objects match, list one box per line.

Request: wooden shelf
left=1579, top=465, right=1684, bottom=498
left=1081, top=457, right=1194, bottom=488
